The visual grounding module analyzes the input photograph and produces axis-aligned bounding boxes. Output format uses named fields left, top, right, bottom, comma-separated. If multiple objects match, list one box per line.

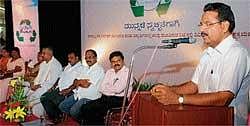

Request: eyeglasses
left=198, top=21, right=222, bottom=28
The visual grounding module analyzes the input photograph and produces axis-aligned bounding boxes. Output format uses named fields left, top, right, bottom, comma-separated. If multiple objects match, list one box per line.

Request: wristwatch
left=178, top=94, right=184, bottom=104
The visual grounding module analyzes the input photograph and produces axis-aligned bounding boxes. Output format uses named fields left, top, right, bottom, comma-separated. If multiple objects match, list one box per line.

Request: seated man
left=40, top=50, right=84, bottom=123
left=151, top=2, right=250, bottom=125
left=26, top=46, right=62, bottom=117
left=24, top=51, right=44, bottom=84
left=79, top=51, right=133, bottom=125
left=58, top=49, right=105, bottom=122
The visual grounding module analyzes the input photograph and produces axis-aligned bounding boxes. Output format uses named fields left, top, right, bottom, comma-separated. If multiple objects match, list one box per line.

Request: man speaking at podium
left=151, top=2, right=250, bottom=125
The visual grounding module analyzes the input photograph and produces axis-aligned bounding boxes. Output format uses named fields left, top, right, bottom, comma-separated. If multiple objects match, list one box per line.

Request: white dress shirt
left=29, top=56, right=62, bottom=102
left=99, top=66, right=133, bottom=97
left=192, top=35, right=250, bottom=125
left=28, top=56, right=62, bottom=117
left=34, top=56, right=62, bottom=91
left=57, top=62, right=84, bottom=91
left=74, top=63, right=105, bottom=100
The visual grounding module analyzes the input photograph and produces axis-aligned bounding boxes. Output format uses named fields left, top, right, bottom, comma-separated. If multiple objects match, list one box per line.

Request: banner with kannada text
left=81, top=0, right=250, bottom=84
left=12, top=0, right=40, bottom=62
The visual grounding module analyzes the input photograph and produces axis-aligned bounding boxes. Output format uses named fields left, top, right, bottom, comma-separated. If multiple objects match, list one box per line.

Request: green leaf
left=132, top=77, right=153, bottom=91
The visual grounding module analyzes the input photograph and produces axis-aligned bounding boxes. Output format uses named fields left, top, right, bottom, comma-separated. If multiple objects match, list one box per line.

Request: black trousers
left=80, top=95, right=127, bottom=125
left=40, top=88, right=66, bottom=120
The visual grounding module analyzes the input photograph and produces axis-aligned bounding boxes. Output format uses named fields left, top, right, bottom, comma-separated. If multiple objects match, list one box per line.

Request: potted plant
left=0, top=76, right=28, bottom=122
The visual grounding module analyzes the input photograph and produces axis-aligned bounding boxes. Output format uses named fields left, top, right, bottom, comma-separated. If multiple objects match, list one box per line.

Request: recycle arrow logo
left=130, top=0, right=172, bottom=17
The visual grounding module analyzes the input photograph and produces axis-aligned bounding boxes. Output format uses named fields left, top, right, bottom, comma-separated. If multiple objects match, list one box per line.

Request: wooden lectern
left=131, top=92, right=234, bottom=125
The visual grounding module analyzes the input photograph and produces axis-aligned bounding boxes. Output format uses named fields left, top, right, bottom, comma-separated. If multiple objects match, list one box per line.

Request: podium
left=131, top=92, right=234, bottom=125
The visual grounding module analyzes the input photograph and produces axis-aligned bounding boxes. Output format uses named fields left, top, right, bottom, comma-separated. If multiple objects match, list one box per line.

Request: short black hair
left=204, top=2, right=235, bottom=33
left=109, top=51, right=124, bottom=61
left=42, top=46, right=54, bottom=55
left=68, top=50, right=81, bottom=60
left=12, top=47, right=21, bottom=56
left=85, top=49, right=97, bottom=58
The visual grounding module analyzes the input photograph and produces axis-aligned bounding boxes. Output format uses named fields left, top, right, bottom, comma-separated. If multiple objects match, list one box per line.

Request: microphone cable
left=119, top=42, right=161, bottom=125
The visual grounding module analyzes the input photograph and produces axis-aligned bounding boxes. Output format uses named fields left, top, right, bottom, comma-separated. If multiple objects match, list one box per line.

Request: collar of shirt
left=205, top=35, right=235, bottom=57
left=42, top=56, right=55, bottom=65
left=64, top=61, right=82, bottom=71
left=215, top=35, right=235, bottom=55
left=110, top=65, right=126, bottom=74
left=86, top=62, right=98, bottom=70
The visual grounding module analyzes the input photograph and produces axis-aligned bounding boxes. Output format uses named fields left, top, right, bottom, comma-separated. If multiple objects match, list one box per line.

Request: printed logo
left=16, top=19, right=37, bottom=43
left=130, top=0, right=172, bottom=17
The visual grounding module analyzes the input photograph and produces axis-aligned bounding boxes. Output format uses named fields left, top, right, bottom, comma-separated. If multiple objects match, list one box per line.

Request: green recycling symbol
left=130, top=0, right=172, bottom=17
left=16, top=19, right=37, bottom=43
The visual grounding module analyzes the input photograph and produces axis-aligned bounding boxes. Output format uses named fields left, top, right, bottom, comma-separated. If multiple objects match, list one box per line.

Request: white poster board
left=12, top=0, right=40, bottom=62
left=81, top=0, right=250, bottom=84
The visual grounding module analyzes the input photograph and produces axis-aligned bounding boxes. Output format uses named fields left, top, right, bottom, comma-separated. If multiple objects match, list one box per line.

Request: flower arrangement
left=0, top=76, right=28, bottom=122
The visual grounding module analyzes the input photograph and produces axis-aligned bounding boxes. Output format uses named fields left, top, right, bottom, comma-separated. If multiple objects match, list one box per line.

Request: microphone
left=133, top=44, right=177, bottom=54
left=142, top=45, right=177, bottom=49
left=113, top=78, right=119, bottom=85
left=162, top=37, right=196, bottom=44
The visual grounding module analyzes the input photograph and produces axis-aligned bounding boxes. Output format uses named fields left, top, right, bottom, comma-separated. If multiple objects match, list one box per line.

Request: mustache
left=201, top=32, right=208, bottom=37
left=114, top=64, right=120, bottom=67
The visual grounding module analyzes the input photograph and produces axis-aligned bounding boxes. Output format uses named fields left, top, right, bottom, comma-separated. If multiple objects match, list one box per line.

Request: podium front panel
left=131, top=92, right=233, bottom=125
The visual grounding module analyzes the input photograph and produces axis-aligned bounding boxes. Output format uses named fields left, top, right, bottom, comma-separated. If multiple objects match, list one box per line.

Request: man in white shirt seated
left=27, top=46, right=62, bottom=117
left=58, top=49, right=105, bottom=122
left=40, top=50, right=83, bottom=124
left=79, top=51, right=133, bottom=125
